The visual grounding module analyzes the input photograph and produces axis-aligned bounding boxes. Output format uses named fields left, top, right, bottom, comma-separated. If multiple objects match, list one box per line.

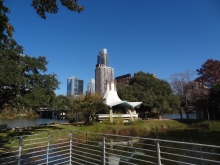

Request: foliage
left=0, top=0, right=83, bottom=43
left=196, top=59, right=220, bottom=88
left=117, top=71, right=180, bottom=117
left=31, top=0, right=84, bottom=19
left=66, top=93, right=108, bottom=124
left=209, top=83, right=220, bottom=119
left=0, top=39, right=60, bottom=113
left=52, top=95, right=71, bottom=111
left=0, top=0, right=14, bottom=44
left=169, top=70, right=209, bottom=119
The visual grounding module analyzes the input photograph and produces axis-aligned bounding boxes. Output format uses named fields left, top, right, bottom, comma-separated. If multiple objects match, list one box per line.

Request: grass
left=1, top=119, right=220, bottom=146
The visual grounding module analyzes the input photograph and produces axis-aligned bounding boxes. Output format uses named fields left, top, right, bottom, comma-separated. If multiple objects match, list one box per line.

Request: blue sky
left=5, top=0, right=220, bottom=95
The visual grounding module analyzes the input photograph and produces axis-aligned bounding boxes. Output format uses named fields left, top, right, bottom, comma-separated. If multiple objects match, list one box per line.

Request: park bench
left=0, top=124, right=8, bottom=130
left=96, top=114, right=138, bottom=122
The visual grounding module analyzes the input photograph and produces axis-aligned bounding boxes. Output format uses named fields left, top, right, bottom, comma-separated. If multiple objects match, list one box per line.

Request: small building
left=115, top=74, right=131, bottom=85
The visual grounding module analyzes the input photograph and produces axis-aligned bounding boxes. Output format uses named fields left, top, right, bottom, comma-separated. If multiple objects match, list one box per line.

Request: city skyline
left=5, top=0, right=220, bottom=95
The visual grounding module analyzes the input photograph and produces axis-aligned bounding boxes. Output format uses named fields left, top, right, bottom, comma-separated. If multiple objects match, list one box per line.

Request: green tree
left=117, top=71, right=180, bottom=118
left=31, top=0, right=84, bottom=19
left=67, top=93, right=108, bottom=124
left=0, top=0, right=83, bottom=43
left=209, top=83, right=220, bottom=120
left=0, top=39, right=60, bottom=114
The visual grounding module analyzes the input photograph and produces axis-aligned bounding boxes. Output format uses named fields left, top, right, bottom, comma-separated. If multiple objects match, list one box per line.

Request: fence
left=0, top=130, right=220, bottom=165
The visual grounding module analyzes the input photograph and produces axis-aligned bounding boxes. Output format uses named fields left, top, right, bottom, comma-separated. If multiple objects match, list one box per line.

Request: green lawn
left=1, top=119, right=220, bottom=145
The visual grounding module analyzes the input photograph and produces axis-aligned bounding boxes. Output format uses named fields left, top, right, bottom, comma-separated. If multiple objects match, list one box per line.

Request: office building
left=67, top=76, right=84, bottom=96
left=97, top=48, right=109, bottom=66
left=87, top=79, right=95, bottom=93
left=115, top=74, right=131, bottom=85
left=78, top=80, right=84, bottom=95
left=95, top=64, right=114, bottom=95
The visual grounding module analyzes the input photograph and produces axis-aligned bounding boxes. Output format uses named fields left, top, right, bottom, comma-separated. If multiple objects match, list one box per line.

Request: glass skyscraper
left=87, top=78, right=95, bottom=93
left=67, top=76, right=84, bottom=96
left=97, top=48, right=109, bottom=66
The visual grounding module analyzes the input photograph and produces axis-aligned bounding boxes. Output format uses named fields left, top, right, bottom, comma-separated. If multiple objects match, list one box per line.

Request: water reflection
left=0, top=118, right=67, bottom=128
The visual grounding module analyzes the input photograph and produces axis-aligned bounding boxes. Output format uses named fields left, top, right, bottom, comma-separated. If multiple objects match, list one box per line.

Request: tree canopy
left=209, top=83, right=220, bottom=120
left=0, top=39, right=60, bottom=111
left=117, top=71, right=180, bottom=117
left=196, top=59, right=220, bottom=88
left=0, top=0, right=84, bottom=43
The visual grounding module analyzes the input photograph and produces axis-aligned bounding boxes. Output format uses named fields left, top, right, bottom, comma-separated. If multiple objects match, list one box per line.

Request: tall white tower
left=95, top=64, right=114, bottom=95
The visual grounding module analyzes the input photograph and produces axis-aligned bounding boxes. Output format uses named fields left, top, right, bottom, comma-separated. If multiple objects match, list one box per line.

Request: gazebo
left=97, top=81, right=142, bottom=122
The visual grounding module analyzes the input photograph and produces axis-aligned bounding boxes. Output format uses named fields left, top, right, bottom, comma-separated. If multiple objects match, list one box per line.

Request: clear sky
left=4, top=0, right=220, bottom=95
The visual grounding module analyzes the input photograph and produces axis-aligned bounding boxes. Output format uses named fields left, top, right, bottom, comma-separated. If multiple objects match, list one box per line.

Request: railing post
left=46, top=132, right=50, bottom=165
left=103, top=135, right=106, bottom=165
left=70, top=131, right=72, bottom=165
left=156, top=141, right=161, bottom=165
left=17, top=136, right=22, bottom=165
left=86, top=133, right=88, bottom=165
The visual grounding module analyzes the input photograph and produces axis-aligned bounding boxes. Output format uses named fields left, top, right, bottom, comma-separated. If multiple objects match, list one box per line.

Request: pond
left=0, top=118, right=67, bottom=128
left=162, top=113, right=196, bottom=119
left=0, top=113, right=196, bottom=128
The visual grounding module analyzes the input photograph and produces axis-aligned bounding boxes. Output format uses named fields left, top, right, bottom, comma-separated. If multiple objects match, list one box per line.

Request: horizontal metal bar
left=161, top=151, right=220, bottom=163
left=71, top=155, right=101, bottom=165
left=105, top=147, right=156, bottom=160
left=107, top=157, right=139, bottom=165
left=106, top=153, right=156, bottom=165
left=73, top=140, right=102, bottom=149
left=161, top=157, right=196, bottom=165
left=0, top=150, right=18, bottom=155
left=49, top=141, right=69, bottom=147
left=0, top=160, right=17, bottom=165
left=74, top=131, right=220, bottom=148
left=160, top=145, right=220, bottom=156
left=23, top=136, right=48, bottom=142
left=72, top=145, right=102, bottom=155
left=72, top=152, right=102, bottom=163
left=0, top=154, right=17, bottom=160
left=71, top=160, right=84, bottom=165
left=23, top=140, right=47, bottom=146
left=72, top=148, right=102, bottom=159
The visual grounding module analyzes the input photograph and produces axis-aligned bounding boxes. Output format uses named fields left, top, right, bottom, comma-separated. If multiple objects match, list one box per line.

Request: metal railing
left=0, top=130, right=219, bottom=165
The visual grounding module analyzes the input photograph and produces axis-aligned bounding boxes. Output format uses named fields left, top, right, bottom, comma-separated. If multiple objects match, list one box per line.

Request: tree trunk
left=179, top=108, right=183, bottom=119
left=185, top=96, right=189, bottom=120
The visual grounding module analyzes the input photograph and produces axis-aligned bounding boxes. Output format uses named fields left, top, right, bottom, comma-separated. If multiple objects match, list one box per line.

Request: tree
left=0, top=0, right=84, bottom=43
left=196, top=59, right=220, bottom=88
left=170, top=70, right=209, bottom=119
left=66, top=93, right=108, bottom=124
left=31, top=0, right=84, bottom=19
left=170, top=70, right=197, bottom=119
left=209, top=83, right=220, bottom=120
left=117, top=71, right=180, bottom=118
left=0, top=39, right=60, bottom=113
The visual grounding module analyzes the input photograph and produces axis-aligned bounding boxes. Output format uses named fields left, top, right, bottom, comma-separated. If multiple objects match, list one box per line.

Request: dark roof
left=115, top=74, right=131, bottom=79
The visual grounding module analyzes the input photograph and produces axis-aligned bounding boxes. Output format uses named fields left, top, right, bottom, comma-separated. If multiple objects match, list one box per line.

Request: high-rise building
left=77, top=80, right=84, bottom=95
left=87, top=79, right=95, bottom=93
left=95, top=64, right=114, bottom=95
left=115, top=74, right=131, bottom=85
left=97, top=48, right=109, bottom=66
left=67, top=76, right=78, bottom=96
left=67, top=76, right=84, bottom=96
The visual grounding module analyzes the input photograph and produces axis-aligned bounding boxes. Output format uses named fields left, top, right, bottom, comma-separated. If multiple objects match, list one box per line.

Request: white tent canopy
left=103, top=82, right=142, bottom=108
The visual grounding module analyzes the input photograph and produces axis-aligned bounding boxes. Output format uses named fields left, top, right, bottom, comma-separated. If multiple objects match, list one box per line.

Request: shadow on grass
left=0, top=125, right=65, bottom=152
left=147, top=127, right=220, bottom=146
